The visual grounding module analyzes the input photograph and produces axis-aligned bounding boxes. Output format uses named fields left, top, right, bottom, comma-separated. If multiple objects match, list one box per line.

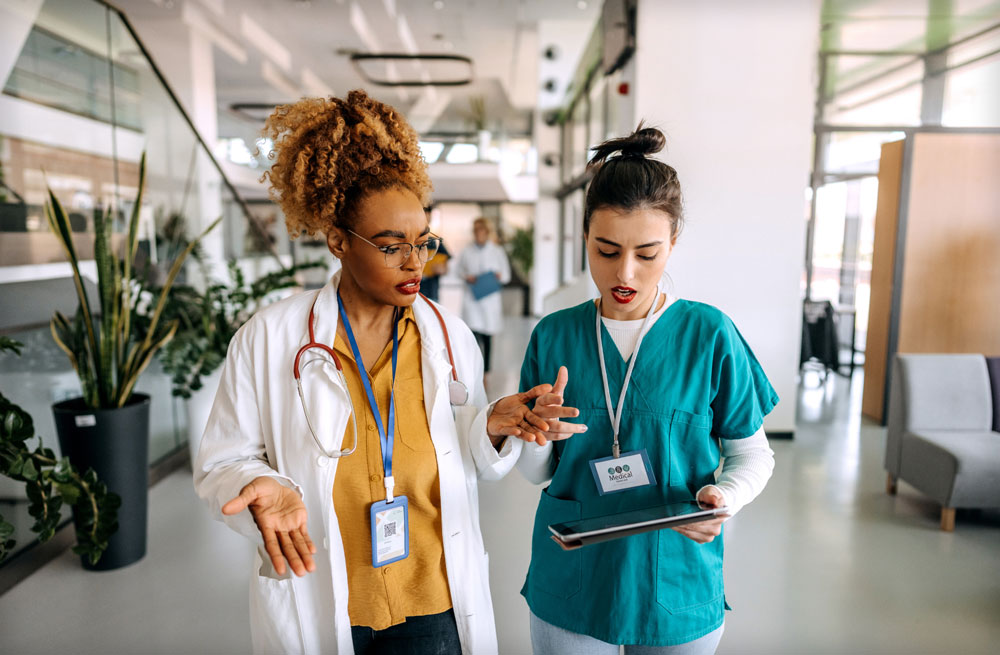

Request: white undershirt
left=600, top=293, right=676, bottom=361
left=592, top=292, right=775, bottom=515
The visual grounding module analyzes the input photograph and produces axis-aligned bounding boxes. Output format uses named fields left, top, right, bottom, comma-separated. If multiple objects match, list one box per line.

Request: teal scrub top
left=519, top=298, right=778, bottom=647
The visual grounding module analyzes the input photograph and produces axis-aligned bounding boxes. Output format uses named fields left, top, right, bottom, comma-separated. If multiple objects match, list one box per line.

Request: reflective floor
left=1, top=317, right=998, bottom=654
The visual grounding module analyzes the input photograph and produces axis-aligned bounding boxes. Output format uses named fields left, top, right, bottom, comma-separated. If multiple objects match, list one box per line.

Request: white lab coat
left=454, top=242, right=511, bottom=336
left=194, top=271, right=522, bottom=655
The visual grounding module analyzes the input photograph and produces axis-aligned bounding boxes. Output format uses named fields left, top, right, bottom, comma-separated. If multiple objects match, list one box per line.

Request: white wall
left=632, top=0, right=820, bottom=433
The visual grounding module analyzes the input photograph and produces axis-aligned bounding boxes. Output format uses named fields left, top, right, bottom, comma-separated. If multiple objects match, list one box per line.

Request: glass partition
left=0, top=0, right=269, bottom=560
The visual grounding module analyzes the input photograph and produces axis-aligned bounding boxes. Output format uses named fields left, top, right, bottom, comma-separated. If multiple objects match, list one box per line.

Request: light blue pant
left=529, top=612, right=724, bottom=655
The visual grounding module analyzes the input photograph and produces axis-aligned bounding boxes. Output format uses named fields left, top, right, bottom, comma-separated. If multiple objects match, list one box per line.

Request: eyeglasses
left=348, top=229, right=442, bottom=269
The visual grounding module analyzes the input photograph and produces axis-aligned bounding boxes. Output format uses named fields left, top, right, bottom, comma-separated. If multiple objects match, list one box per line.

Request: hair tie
left=618, top=150, right=647, bottom=161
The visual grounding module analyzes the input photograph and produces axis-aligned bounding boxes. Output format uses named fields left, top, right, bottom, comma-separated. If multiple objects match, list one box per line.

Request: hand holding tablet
left=549, top=500, right=730, bottom=550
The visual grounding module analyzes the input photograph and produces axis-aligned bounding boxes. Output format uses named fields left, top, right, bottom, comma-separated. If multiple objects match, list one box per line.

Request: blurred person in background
left=454, top=218, right=510, bottom=376
left=419, top=204, right=451, bottom=303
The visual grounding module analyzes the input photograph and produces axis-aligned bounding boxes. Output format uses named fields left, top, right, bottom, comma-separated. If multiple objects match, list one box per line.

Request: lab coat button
left=317, top=456, right=329, bottom=467
left=323, top=537, right=329, bottom=549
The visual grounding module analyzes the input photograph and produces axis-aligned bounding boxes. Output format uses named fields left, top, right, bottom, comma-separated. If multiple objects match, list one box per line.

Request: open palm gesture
left=223, top=476, right=316, bottom=577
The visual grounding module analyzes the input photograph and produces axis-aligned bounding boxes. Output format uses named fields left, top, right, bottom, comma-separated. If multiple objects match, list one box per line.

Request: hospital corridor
left=2, top=0, right=999, bottom=653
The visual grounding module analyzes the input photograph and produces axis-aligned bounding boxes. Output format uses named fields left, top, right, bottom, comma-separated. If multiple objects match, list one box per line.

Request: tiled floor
left=1, top=318, right=998, bottom=654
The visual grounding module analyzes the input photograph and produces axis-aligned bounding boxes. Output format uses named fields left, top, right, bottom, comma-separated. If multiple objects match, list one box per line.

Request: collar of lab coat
left=312, top=270, right=457, bottom=388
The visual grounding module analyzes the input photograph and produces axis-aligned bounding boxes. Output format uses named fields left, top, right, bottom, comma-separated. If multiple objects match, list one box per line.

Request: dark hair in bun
left=584, top=123, right=683, bottom=238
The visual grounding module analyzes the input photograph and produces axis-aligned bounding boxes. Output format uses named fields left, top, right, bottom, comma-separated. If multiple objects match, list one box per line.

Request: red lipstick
left=396, top=278, right=421, bottom=295
left=611, top=286, right=637, bottom=304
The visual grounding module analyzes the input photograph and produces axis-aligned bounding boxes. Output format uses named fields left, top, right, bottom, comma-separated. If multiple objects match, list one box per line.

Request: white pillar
left=187, top=30, right=226, bottom=287
left=632, top=0, right=821, bottom=434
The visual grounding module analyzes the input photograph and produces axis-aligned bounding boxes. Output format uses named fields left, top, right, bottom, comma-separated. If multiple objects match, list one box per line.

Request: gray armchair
left=885, top=354, right=1000, bottom=531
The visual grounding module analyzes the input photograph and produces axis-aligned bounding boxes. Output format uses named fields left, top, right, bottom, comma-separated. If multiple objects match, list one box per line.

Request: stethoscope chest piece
left=448, top=379, right=470, bottom=406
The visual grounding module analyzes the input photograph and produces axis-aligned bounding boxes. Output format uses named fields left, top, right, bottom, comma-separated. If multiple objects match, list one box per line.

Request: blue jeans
left=530, top=611, right=724, bottom=655
left=351, top=609, right=460, bottom=655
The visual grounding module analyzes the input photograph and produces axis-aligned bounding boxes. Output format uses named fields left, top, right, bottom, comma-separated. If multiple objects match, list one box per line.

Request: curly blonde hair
left=261, top=90, right=432, bottom=238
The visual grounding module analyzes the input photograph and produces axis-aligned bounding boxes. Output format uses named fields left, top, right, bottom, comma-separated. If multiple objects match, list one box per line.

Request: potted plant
left=143, top=259, right=324, bottom=463
left=1, top=337, right=118, bottom=565
left=45, top=153, right=219, bottom=570
left=0, top=137, right=29, bottom=233
left=508, top=225, right=534, bottom=280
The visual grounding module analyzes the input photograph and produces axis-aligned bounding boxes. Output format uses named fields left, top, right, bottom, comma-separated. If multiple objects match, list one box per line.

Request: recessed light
left=433, top=0, right=445, bottom=9
left=577, top=0, right=588, bottom=9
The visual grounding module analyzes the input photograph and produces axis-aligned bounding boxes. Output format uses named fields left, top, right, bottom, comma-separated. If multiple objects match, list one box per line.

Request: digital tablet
left=548, top=502, right=728, bottom=550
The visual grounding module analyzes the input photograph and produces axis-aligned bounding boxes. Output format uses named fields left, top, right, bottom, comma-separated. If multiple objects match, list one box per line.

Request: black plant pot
left=52, top=394, right=151, bottom=571
left=0, top=203, right=28, bottom=231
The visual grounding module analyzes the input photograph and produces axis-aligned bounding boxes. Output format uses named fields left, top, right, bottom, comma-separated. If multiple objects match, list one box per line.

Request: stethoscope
left=293, top=293, right=470, bottom=458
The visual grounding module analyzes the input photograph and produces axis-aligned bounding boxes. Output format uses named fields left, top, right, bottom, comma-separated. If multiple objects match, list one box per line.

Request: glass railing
left=0, top=0, right=275, bottom=561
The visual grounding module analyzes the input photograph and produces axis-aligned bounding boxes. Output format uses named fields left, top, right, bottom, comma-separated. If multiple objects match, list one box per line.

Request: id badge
left=370, top=496, right=409, bottom=567
left=589, top=449, right=657, bottom=495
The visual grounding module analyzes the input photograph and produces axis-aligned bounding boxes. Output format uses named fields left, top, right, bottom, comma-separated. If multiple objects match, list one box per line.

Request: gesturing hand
left=222, top=476, right=316, bottom=577
left=487, top=366, right=588, bottom=448
left=671, top=486, right=730, bottom=544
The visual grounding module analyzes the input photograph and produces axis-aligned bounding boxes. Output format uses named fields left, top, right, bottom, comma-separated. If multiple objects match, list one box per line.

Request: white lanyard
left=596, top=293, right=661, bottom=458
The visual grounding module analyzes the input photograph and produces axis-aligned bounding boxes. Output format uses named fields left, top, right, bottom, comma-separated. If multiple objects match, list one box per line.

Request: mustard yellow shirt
left=332, top=307, right=452, bottom=630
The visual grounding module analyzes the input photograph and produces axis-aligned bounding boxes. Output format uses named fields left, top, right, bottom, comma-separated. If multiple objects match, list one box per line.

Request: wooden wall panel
left=897, top=133, right=1000, bottom=356
left=862, top=140, right=904, bottom=422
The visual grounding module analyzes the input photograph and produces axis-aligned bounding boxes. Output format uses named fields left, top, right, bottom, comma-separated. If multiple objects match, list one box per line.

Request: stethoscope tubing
left=293, top=292, right=468, bottom=458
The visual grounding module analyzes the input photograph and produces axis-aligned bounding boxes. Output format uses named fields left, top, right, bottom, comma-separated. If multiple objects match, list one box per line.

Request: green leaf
left=45, top=189, right=101, bottom=404
left=51, top=457, right=73, bottom=483
left=0, top=337, right=23, bottom=356
left=57, top=482, right=81, bottom=505
left=21, top=457, right=38, bottom=481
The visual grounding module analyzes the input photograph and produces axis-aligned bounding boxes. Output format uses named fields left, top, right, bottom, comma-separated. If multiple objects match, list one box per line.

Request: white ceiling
left=112, top=0, right=601, bottom=142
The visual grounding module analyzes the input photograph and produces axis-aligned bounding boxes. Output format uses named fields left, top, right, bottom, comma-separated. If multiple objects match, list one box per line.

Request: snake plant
left=45, top=153, right=221, bottom=409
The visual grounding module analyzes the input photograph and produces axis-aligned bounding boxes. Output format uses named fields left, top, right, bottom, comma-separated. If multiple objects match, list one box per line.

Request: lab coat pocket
left=528, top=489, right=582, bottom=599
left=667, top=409, right=712, bottom=487
left=655, top=529, right=724, bottom=615
left=250, top=553, right=305, bottom=654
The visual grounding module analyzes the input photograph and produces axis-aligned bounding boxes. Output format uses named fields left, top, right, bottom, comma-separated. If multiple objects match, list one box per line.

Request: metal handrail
left=95, top=0, right=281, bottom=264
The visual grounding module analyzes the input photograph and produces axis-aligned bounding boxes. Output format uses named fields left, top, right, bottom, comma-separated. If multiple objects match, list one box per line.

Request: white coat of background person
left=454, top=218, right=511, bottom=373
left=192, top=92, right=577, bottom=655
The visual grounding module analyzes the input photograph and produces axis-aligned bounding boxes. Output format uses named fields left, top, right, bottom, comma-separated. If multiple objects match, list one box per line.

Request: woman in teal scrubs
left=513, top=126, right=778, bottom=654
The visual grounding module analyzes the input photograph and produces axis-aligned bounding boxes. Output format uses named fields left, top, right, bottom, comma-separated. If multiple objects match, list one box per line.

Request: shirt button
left=370, top=474, right=380, bottom=482
left=367, top=425, right=376, bottom=432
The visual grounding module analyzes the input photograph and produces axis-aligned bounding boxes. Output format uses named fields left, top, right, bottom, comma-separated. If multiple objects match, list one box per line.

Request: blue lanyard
left=337, top=292, right=399, bottom=489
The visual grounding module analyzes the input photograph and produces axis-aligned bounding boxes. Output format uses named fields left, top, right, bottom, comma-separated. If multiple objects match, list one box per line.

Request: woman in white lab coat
left=454, top=218, right=511, bottom=372
left=193, top=90, right=584, bottom=655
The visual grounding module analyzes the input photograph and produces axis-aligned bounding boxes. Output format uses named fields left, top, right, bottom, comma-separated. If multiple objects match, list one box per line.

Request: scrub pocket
left=667, top=409, right=713, bottom=487
left=655, top=529, right=724, bottom=615
left=528, top=489, right=583, bottom=599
